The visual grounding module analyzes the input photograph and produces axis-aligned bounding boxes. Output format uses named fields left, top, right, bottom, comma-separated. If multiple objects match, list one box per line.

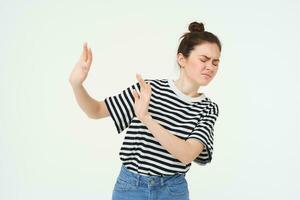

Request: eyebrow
left=199, top=55, right=220, bottom=62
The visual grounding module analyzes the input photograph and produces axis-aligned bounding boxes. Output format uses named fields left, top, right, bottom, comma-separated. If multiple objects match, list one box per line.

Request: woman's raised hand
left=131, top=74, right=152, bottom=123
left=69, top=42, right=93, bottom=88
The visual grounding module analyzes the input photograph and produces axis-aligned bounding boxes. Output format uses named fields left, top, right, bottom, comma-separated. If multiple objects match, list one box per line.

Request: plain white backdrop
left=1, top=0, right=300, bottom=199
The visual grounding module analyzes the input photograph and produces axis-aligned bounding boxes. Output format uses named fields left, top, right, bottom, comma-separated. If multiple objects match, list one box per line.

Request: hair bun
left=188, top=21, right=205, bottom=33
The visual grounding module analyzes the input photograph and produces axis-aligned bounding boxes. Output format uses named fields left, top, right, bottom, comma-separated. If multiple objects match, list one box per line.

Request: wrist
left=140, top=114, right=152, bottom=125
left=71, top=83, right=83, bottom=90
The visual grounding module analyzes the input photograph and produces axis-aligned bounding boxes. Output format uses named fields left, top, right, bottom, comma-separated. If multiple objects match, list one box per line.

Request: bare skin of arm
left=132, top=74, right=204, bottom=165
left=69, top=42, right=110, bottom=119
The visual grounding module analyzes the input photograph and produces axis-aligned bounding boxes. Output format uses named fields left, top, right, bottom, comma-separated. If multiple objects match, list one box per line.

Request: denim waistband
left=118, top=164, right=186, bottom=187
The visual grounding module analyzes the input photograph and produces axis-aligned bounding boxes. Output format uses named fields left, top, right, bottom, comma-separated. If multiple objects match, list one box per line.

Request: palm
left=132, top=74, right=152, bottom=121
left=69, top=42, right=93, bottom=87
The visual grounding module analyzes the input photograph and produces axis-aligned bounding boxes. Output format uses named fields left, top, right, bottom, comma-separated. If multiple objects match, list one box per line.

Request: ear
left=177, top=53, right=186, bottom=68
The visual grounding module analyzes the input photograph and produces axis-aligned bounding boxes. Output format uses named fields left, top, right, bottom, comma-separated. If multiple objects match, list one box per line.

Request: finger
left=131, top=89, right=139, bottom=101
left=139, top=74, right=146, bottom=87
left=135, top=74, right=142, bottom=90
left=80, top=42, right=86, bottom=60
left=84, top=42, right=88, bottom=61
left=140, top=75, right=148, bottom=89
left=136, top=73, right=146, bottom=89
left=146, top=82, right=152, bottom=91
left=86, top=47, right=92, bottom=68
left=82, top=61, right=88, bottom=72
left=80, top=42, right=88, bottom=61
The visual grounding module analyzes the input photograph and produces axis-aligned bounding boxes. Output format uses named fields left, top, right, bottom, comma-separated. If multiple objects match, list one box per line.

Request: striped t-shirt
left=104, top=78, right=219, bottom=176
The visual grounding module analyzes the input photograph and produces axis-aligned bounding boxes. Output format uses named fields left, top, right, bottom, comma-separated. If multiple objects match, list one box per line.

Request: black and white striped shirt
left=104, top=78, right=219, bottom=176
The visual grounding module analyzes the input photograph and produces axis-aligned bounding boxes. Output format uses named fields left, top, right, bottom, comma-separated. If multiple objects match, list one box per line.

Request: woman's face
left=177, top=42, right=220, bottom=86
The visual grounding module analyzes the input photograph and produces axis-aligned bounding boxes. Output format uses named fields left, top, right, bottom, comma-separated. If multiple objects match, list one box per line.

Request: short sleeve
left=104, top=81, right=141, bottom=134
left=188, top=102, right=219, bottom=165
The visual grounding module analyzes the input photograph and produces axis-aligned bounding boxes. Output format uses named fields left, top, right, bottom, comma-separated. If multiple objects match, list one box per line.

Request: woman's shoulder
left=143, top=78, right=169, bottom=86
left=144, top=77, right=167, bottom=82
left=202, top=97, right=219, bottom=116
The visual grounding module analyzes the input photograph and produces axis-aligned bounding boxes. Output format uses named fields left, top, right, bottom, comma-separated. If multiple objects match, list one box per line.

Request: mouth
left=202, top=73, right=211, bottom=78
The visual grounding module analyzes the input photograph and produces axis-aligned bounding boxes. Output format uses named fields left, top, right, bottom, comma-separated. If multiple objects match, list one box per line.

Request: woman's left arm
left=132, top=74, right=204, bottom=165
left=141, top=115, right=204, bottom=165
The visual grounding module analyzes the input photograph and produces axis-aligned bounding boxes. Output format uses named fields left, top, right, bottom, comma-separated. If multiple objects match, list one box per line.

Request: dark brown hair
left=177, top=21, right=222, bottom=68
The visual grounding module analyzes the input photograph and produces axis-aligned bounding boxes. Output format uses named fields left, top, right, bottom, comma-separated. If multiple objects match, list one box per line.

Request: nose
left=205, top=62, right=215, bottom=69
left=203, top=64, right=215, bottom=76
left=205, top=64, right=214, bottom=73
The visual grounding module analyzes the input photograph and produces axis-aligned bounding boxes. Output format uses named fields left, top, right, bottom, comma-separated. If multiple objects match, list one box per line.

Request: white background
left=1, top=0, right=300, bottom=199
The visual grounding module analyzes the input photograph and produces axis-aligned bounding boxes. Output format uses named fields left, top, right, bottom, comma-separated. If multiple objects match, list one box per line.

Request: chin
left=200, top=82, right=209, bottom=86
left=197, top=79, right=211, bottom=86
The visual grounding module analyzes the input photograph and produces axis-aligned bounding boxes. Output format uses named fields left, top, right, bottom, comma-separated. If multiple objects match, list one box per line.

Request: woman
left=69, top=21, right=221, bottom=200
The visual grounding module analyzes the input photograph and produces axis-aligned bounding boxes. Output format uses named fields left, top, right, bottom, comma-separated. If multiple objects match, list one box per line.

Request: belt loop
left=160, top=176, right=164, bottom=186
left=136, top=174, right=140, bottom=187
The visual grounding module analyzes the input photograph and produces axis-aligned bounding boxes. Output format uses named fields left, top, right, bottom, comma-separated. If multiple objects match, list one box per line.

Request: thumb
left=82, top=63, right=88, bottom=72
left=132, top=89, right=139, bottom=101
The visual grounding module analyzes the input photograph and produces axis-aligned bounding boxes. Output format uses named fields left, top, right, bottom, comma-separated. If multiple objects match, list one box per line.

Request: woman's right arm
left=69, top=42, right=110, bottom=119
left=70, top=85, right=110, bottom=119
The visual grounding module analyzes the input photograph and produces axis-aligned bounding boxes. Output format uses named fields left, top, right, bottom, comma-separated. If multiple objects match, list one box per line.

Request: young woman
left=69, top=21, right=221, bottom=200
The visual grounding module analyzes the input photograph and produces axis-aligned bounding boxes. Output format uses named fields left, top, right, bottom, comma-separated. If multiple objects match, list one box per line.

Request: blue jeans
left=112, top=164, right=190, bottom=200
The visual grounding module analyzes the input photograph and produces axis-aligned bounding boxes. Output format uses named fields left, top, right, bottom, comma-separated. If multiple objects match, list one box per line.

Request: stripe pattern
left=104, top=78, right=219, bottom=176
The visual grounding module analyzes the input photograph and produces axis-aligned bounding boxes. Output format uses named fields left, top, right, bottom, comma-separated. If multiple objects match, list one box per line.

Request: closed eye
left=200, top=59, right=218, bottom=66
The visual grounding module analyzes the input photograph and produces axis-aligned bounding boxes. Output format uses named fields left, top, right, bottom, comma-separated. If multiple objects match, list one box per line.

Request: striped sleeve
left=188, top=102, right=219, bottom=165
left=104, top=81, right=141, bottom=134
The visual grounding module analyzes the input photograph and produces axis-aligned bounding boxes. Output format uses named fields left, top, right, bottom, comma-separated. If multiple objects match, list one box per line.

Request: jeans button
left=150, top=180, right=155, bottom=186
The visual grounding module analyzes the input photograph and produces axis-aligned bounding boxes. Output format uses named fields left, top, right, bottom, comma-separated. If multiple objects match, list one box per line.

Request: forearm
left=70, top=84, right=100, bottom=118
left=141, top=115, right=192, bottom=165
